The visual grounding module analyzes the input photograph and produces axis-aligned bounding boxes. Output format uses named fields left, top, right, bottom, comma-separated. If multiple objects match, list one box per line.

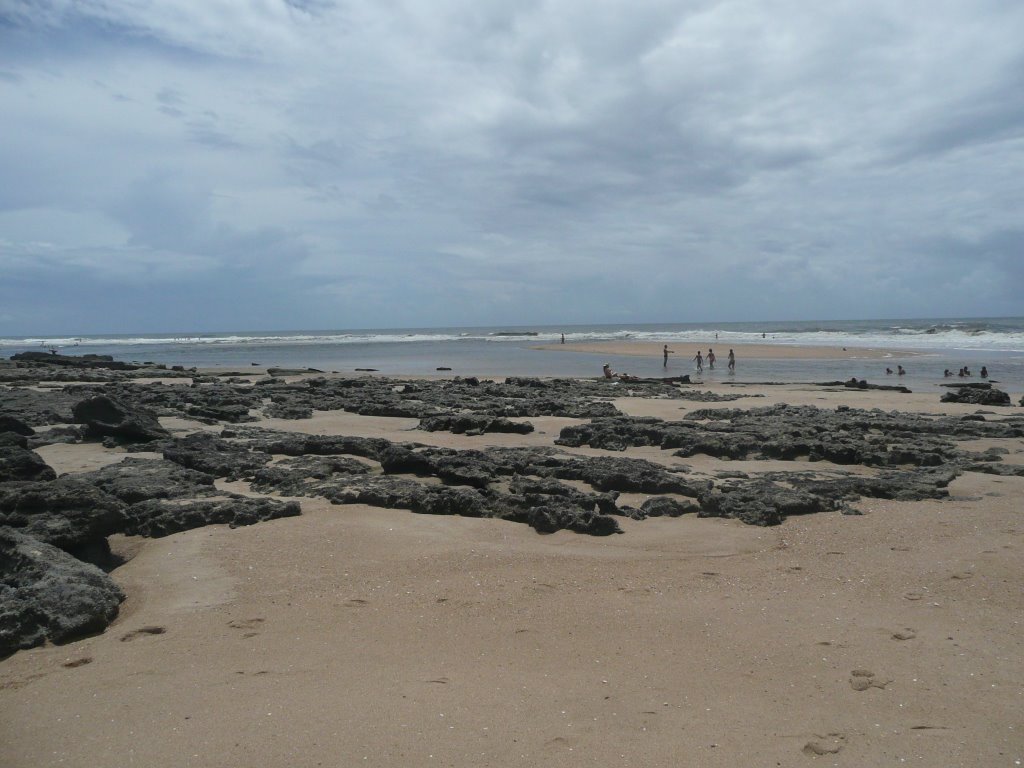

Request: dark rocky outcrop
left=817, top=379, right=912, bottom=393
left=162, top=432, right=271, bottom=480
left=120, top=496, right=301, bottom=538
left=638, top=497, right=700, bottom=518
left=557, top=405, right=1024, bottom=463
left=72, top=395, right=170, bottom=443
left=1, top=526, right=125, bottom=658
left=222, top=427, right=393, bottom=462
left=0, top=439, right=57, bottom=482
left=251, top=455, right=372, bottom=495
left=0, top=414, right=34, bottom=436
left=0, top=477, right=126, bottom=561
left=552, top=455, right=699, bottom=495
left=77, top=457, right=216, bottom=504
left=940, top=384, right=1013, bottom=406
left=9, top=351, right=140, bottom=370
left=419, top=414, right=534, bottom=435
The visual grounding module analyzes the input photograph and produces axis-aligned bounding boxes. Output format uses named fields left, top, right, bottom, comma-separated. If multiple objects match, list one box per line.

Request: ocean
left=3, top=317, right=1023, bottom=393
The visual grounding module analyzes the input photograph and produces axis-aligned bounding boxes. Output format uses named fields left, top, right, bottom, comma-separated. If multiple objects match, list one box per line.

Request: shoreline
left=535, top=340, right=916, bottom=360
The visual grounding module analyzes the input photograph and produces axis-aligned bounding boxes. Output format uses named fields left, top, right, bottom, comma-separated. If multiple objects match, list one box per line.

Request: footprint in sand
left=543, top=736, right=579, bottom=752
left=62, top=657, right=93, bottom=668
left=849, top=669, right=892, bottom=691
left=120, top=626, right=166, bottom=642
left=227, top=617, right=264, bottom=638
left=802, top=733, right=846, bottom=756
left=891, top=629, right=917, bottom=641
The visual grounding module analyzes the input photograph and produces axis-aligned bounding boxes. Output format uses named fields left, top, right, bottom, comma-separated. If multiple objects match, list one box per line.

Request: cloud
left=1, top=1, right=1022, bottom=333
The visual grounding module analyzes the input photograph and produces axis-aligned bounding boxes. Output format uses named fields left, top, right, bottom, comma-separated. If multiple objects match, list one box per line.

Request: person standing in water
left=663, top=344, right=674, bottom=367
left=727, top=349, right=735, bottom=371
left=693, top=350, right=703, bottom=372
left=707, top=349, right=716, bottom=369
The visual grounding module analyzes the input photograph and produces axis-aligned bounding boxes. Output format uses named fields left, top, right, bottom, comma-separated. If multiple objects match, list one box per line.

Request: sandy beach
left=2, top=368, right=1022, bottom=767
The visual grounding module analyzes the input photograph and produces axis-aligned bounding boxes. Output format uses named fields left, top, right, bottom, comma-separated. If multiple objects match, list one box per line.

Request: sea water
left=3, top=317, right=1023, bottom=393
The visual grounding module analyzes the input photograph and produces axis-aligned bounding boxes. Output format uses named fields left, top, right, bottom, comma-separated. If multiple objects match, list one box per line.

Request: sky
left=1, top=0, right=1022, bottom=334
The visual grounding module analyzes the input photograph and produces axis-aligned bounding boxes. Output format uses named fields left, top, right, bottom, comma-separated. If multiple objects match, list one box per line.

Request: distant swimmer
left=693, top=350, right=703, bottom=372
left=727, top=349, right=735, bottom=371
left=886, top=368, right=893, bottom=375
left=980, top=366, right=989, bottom=378
left=663, top=344, right=674, bottom=367
left=707, top=348, right=716, bottom=369
left=561, top=333, right=565, bottom=344
left=944, top=369, right=953, bottom=377
left=897, top=365, right=906, bottom=376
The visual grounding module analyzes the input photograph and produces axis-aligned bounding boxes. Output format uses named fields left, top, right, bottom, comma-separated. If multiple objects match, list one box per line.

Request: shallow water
left=3, top=318, right=1022, bottom=393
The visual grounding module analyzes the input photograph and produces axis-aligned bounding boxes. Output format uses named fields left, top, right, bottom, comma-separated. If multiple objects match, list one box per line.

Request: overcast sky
left=1, top=1, right=1022, bottom=334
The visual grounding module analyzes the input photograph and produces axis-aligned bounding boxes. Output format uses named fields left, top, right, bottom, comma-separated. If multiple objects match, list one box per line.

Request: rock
left=419, top=414, right=534, bottom=435
left=638, top=497, right=699, bottom=518
left=698, top=480, right=824, bottom=526
left=72, top=395, right=170, bottom=443
left=26, top=425, right=86, bottom=449
left=0, top=526, right=125, bottom=658
left=941, top=386, right=1012, bottom=406
left=676, top=390, right=757, bottom=402
left=0, top=442, right=57, bottom=482
left=250, top=455, right=371, bottom=495
left=558, top=404, right=1020, bottom=464
left=77, top=457, right=216, bottom=504
left=9, top=351, right=139, bottom=370
left=224, top=427, right=394, bottom=462
left=184, top=402, right=257, bottom=423
left=817, top=379, right=911, bottom=393
left=554, top=455, right=699, bottom=495
left=0, top=387, right=82, bottom=426
left=266, top=367, right=323, bottom=376
left=0, top=477, right=126, bottom=560
left=0, top=414, right=34, bottom=435
left=507, top=476, right=620, bottom=515
left=496, top=501, right=621, bottom=536
left=162, top=432, right=271, bottom=480
left=121, top=496, right=301, bottom=538
left=262, top=402, right=313, bottom=419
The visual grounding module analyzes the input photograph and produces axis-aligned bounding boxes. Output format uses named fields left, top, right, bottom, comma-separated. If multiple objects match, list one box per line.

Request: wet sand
left=1, top=383, right=1021, bottom=767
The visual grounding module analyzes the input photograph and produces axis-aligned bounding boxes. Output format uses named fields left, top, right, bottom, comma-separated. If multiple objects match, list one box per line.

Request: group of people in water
left=603, top=346, right=737, bottom=380
left=662, top=345, right=735, bottom=372
left=679, top=348, right=737, bottom=374
left=944, top=366, right=988, bottom=378
left=602, top=343, right=993, bottom=383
